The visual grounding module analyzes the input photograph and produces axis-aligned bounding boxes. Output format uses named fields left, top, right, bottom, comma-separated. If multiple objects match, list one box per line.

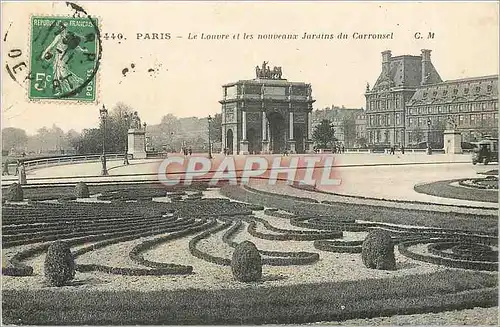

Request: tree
left=412, top=127, right=424, bottom=144
left=355, top=137, right=368, bottom=148
left=75, top=128, right=101, bottom=154
left=210, top=113, right=222, bottom=143
left=2, top=127, right=28, bottom=152
left=312, top=119, right=336, bottom=149
left=341, top=116, right=357, bottom=147
left=71, top=102, right=137, bottom=155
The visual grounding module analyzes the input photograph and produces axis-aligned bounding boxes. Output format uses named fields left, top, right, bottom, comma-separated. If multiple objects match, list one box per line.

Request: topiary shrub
left=361, top=229, right=396, bottom=270
left=6, top=183, right=23, bottom=201
left=44, top=241, right=75, bottom=286
left=74, top=182, right=90, bottom=198
left=231, top=241, right=262, bottom=282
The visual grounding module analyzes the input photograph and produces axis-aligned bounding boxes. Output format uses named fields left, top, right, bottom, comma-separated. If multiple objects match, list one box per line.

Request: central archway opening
left=267, top=112, right=286, bottom=154
left=226, top=129, right=234, bottom=154
left=294, top=126, right=304, bottom=154
left=247, top=128, right=261, bottom=154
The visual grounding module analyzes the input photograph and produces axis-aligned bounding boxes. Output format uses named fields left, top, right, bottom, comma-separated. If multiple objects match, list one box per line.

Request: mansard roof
left=372, top=55, right=442, bottom=91
left=407, top=75, right=498, bottom=105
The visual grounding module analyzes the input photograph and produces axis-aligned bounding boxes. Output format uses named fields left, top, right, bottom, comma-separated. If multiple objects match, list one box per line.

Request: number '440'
left=102, top=33, right=124, bottom=40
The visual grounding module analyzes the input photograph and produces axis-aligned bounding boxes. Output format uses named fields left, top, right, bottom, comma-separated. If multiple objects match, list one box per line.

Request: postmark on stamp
left=29, top=15, right=100, bottom=102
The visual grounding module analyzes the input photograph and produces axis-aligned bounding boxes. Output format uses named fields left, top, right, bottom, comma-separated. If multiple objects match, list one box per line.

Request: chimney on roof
left=381, top=50, right=392, bottom=75
left=421, top=49, right=432, bottom=85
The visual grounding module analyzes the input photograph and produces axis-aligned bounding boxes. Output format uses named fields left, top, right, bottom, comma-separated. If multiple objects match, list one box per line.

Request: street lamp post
left=143, top=122, right=147, bottom=153
left=123, top=113, right=130, bottom=165
left=99, top=104, right=109, bottom=175
left=207, top=115, right=213, bottom=159
left=426, top=117, right=432, bottom=155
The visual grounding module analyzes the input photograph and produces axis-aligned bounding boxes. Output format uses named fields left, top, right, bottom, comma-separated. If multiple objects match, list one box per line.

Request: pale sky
left=2, top=1, right=498, bottom=134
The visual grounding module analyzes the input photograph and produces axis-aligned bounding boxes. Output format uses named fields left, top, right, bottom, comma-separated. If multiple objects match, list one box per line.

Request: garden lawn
left=414, top=179, right=498, bottom=203
left=2, top=270, right=497, bottom=325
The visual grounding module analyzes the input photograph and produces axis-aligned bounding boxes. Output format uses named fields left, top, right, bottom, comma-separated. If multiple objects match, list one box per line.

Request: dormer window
left=475, top=86, right=481, bottom=93
left=443, top=90, right=448, bottom=96
left=423, top=92, right=428, bottom=98
left=432, top=91, right=438, bottom=97
left=464, top=88, right=469, bottom=94
left=487, top=85, right=493, bottom=93
left=453, top=89, right=458, bottom=95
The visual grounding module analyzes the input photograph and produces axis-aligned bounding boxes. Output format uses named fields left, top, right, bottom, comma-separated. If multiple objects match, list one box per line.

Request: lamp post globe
left=100, top=104, right=109, bottom=176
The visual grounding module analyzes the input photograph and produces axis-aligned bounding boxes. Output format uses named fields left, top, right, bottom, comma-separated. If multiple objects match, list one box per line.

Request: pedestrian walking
left=188, top=147, right=192, bottom=155
left=401, top=145, right=405, bottom=154
left=15, top=160, right=20, bottom=176
left=2, top=160, right=10, bottom=176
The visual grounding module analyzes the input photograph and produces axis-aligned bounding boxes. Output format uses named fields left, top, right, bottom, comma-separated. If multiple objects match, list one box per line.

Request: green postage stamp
left=29, top=16, right=100, bottom=102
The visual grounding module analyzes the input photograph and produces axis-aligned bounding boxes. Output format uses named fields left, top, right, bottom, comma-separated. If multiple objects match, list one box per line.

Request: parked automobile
left=472, top=138, right=498, bottom=165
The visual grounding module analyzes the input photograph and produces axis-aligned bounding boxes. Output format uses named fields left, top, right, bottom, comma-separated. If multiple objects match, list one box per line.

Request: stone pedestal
left=288, top=140, right=296, bottom=154
left=261, top=140, right=270, bottom=154
left=443, top=129, right=462, bottom=154
left=18, top=165, right=27, bottom=185
left=128, top=129, right=147, bottom=159
left=239, top=140, right=249, bottom=155
left=305, top=140, right=315, bottom=153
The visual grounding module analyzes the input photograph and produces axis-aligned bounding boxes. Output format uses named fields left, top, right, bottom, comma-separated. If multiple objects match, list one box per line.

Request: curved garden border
left=414, top=179, right=498, bottom=203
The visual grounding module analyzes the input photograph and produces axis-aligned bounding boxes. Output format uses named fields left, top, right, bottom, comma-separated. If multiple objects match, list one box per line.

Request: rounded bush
left=361, top=229, right=396, bottom=270
left=231, top=241, right=262, bottom=282
left=44, top=241, right=75, bottom=286
left=75, top=182, right=90, bottom=198
left=6, top=183, right=23, bottom=201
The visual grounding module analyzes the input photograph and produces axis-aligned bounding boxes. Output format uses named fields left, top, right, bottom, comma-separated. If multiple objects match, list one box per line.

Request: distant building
left=365, top=49, right=498, bottom=147
left=354, top=112, right=367, bottom=147
left=406, top=75, right=498, bottom=145
left=311, top=106, right=365, bottom=147
left=365, top=49, right=442, bottom=146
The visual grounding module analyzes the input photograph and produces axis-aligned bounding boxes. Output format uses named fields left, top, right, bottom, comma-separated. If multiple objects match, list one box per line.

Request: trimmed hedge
left=398, top=239, right=499, bottom=271
left=74, top=182, right=90, bottom=198
left=44, top=241, right=75, bottom=286
left=129, top=219, right=217, bottom=272
left=247, top=217, right=343, bottom=241
left=428, top=242, right=497, bottom=262
left=6, top=183, right=23, bottom=202
left=221, top=219, right=320, bottom=266
left=231, top=241, right=262, bottom=282
left=188, top=222, right=233, bottom=266
left=314, top=240, right=363, bottom=253
left=362, top=230, right=396, bottom=271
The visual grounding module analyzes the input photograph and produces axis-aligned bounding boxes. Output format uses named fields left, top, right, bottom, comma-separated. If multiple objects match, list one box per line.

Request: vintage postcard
left=1, top=1, right=498, bottom=325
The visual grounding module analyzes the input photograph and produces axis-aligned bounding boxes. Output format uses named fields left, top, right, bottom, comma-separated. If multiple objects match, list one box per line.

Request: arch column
left=306, top=110, right=314, bottom=153
left=239, top=110, right=249, bottom=154
left=261, top=111, right=269, bottom=154
left=288, top=111, right=296, bottom=153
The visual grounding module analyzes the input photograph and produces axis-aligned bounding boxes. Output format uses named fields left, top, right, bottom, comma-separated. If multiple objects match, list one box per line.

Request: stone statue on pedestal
left=446, top=115, right=457, bottom=130
left=130, top=111, right=141, bottom=129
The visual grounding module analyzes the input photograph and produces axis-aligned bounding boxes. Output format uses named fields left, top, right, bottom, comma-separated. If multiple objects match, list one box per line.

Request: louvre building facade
left=365, top=49, right=498, bottom=147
